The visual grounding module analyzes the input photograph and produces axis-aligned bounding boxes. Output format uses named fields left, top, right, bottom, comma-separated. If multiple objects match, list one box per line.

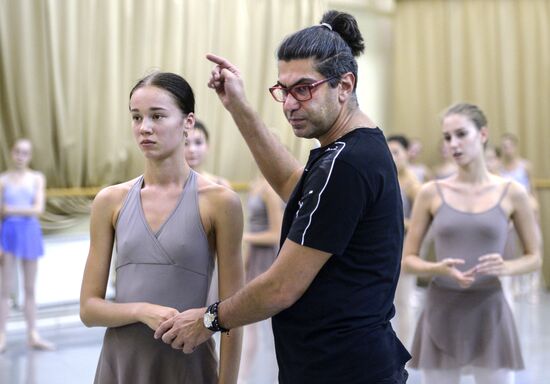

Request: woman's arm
left=243, top=182, right=283, bottom=247
left=212, top=188, right=245, bottom=384
left=524, top=159, right=537, bottom=199
left=79, top=185, right=178, bottom=329
left=476, top=182, right=542, bottom=276
left=402, top=182, right=439, bottom=275
left=403, top=171, right=421, bottom=231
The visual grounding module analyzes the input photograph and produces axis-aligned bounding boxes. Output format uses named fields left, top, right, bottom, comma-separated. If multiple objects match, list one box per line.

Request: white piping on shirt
left=301, top=141, right=346, bottom=245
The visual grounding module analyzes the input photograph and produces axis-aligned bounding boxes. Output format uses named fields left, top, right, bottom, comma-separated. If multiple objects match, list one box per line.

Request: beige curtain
left=0, top=0, right=327, bottom=189
left=392, top=0, right=550, bottom=286
left=0, top=0, right=330, bottom=231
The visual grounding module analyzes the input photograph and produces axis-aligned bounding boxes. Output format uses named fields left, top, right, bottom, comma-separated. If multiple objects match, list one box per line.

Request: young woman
left=387, top=135, right=421, bottom=230
left=184, top=119, right=231, bottom=317
left=402, top=103, right=541, bottom=384
left=80, top=72, right=243, bottom=384
left=407, top=138, right=432, bottom=183
left=387, top=135, right=421, bottom=345
left=497, top=134, right=541, bottom=302
left=238, top=176, right=283, bottom=384
left=0, top=139, right=54, bottom=352
left=499, top=133, right=534, bottom=193
left=432, top=139, right=458, bottom=179
left=184, top=119, right=231, bottom=189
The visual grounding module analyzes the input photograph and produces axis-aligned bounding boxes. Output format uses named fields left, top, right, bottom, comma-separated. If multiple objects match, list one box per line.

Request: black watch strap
left=205, top=301, right=230, bottom=333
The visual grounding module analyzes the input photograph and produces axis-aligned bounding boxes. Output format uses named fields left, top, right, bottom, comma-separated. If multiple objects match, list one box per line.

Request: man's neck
left=318, top=108, right=376, bottom=146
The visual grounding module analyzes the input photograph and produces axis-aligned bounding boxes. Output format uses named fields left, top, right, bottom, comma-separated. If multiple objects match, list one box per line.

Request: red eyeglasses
left=269, top=76, right=339, bottom=103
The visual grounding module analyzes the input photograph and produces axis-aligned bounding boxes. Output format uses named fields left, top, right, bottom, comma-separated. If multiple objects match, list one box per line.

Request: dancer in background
left=403, top=103, right=541, bottom=384
left=185, top=118, right=232, bottom=323
left=432, top=139, right=458, bottom=179
left=0, top=139, right=54, bottom=352
left=484, top=145, right=502, bottom=175
left=185, top=119, right=231, bottom=189
left=408, top=137, right=432, bottom=183
left=80, top=72, right=243, bottom=383
left=498, top=134, right=541, bottom=302
left=387, top=135, right=421, bottom=230
left=239, top=176, right=282, bottom=384
left=499, top=133, right=533, bottom=193
left=387, top=134, right=421, bottom=346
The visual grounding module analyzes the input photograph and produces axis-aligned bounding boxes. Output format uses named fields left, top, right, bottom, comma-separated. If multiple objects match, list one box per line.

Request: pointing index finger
left=206, top=53, right=232, bottom=68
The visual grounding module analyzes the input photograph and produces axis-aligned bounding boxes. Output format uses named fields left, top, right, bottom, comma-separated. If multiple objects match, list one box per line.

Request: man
left=155, top=10, right=411, bottom=383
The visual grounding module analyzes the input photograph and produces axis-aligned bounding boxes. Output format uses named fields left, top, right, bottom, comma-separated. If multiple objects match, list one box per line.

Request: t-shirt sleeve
left=286, top=159, right=366, bottom=255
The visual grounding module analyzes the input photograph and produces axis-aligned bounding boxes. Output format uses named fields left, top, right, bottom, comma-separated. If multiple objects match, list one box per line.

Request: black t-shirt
left=272, top=128, right=411, bottom=383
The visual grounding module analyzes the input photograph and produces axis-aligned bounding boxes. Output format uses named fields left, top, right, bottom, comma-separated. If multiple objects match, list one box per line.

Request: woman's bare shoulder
left=417, top=179, right=439, bottom=198
left=93, top=178, right=138, bottom=207
left=197, top=174, right=241, bottom=211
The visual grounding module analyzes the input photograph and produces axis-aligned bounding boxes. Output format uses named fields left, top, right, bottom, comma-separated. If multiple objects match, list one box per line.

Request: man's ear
left=338, top=72, right=355, bottom=103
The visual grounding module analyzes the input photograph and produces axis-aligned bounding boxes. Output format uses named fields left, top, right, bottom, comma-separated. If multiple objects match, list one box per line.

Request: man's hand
left=206, top=53, right=248, bottom=111
left=154, top=307, right=214, bottom=354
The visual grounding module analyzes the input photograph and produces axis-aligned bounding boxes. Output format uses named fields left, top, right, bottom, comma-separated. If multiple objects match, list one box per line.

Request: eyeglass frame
left=268, top=75, right=340, bottom=103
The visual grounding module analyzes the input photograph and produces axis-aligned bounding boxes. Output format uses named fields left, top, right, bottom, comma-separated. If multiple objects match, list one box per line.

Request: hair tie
left=320, top=22, right=332, bottom=31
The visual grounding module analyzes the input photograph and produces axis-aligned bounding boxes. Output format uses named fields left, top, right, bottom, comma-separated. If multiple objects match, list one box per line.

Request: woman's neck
left=143, top=157, right=190, bottom=186
left=501, top=156, right=519, bottom=168
left=191, top=165, right=205, bottom=175
left=9, top=167, right=29, bottom=177
left=456, top=158, right=491, bottom=185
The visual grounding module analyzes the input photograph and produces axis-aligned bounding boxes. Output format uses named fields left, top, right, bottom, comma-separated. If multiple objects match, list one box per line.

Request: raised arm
left=79, top=185, right=178, bottom=329
left=206, top=53, right=303, bottom=202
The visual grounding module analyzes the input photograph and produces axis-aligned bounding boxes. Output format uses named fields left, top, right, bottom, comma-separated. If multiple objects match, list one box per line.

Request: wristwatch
left=203, top=301, right=229, bottom=333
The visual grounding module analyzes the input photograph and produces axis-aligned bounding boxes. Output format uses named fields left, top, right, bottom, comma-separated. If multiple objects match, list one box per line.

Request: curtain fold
left=1, top=0, right=332, bottom=233
left=0, top=0, right=326, bottom=188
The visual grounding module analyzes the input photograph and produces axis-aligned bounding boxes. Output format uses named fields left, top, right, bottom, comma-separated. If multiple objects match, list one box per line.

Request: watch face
left=203, top=312, right=215, bottom=328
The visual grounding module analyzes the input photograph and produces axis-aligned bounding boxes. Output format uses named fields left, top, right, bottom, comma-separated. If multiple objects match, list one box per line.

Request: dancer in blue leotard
left=0, top=139, right=54, bottom=352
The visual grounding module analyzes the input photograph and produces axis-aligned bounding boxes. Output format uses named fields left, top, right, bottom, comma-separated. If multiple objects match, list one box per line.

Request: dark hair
left=387, top=135, right=410, bottom=150
left=129, top=72, right=195, bottom=115
left=193, top=119, right=210, bottom=142
left=442, top=103, right=487, bottom=130
left=277, top=10, right=365, bottom=92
